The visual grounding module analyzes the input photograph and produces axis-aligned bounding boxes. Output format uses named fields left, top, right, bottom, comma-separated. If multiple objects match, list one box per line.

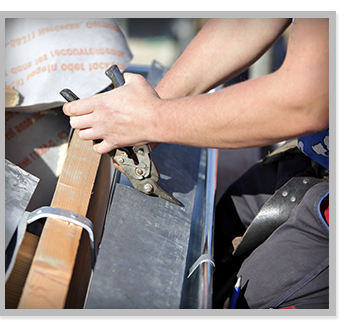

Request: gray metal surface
left=85, top=143, right=201, bottom=309
left=5, top=159, right=39, bottom=249
left=5, top=159, right=40, bottom=281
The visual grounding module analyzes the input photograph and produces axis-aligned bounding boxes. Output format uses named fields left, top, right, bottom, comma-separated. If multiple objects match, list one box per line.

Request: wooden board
left=5, top=232, right=39, bottom=309
left=17, top=129, right=102, bottom=309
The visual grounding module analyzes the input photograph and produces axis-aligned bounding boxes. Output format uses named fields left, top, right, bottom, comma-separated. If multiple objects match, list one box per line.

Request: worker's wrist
left=148, top=98, right=178, bottom=145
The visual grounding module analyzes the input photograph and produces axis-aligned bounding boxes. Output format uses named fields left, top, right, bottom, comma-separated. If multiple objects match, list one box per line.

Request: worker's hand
left=62, top=73, right=161, bottom=155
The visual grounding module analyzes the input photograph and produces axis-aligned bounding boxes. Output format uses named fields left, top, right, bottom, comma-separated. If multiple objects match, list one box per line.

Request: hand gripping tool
left=60, top=64, right=179, bottom=205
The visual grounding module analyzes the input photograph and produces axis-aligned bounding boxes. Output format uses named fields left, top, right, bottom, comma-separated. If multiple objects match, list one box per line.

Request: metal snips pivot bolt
left=144, top=183, right=154, bottom=194
left=111, top=133, right=180, bottom=205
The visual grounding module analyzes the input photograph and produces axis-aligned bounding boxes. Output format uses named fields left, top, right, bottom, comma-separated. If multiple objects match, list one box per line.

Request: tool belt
left=231, top=140, right=329, bottom=256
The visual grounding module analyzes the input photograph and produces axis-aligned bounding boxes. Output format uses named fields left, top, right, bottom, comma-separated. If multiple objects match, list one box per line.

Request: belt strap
left=232, top=175, right=327, bottom=256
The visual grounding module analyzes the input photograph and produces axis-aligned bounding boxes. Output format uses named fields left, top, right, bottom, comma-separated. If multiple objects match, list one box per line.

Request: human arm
left=155, top=18, right=292, bottom=98
left=63, top=18, right=329, bottom=152
left=153, top=18, right=329, bottom=149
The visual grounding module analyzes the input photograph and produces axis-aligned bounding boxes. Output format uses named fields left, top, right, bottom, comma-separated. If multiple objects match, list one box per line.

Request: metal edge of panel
left=179, top=147, right=217, bottom=309
left=180, top=147, right=207, bottom=308
left=202, top=148, right=218, bottom=308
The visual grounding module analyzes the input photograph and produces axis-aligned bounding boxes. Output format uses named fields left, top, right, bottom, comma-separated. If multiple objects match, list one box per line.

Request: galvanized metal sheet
left=5, top=159, right=40, bottom=281
left=85, top=144, right=201, bottom=309
left=5, top=159, right=39, bottom=249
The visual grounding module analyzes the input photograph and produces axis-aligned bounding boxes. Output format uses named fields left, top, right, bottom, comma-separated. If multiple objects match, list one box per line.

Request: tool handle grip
left=105, top=65, right=125, bottom=88
left=60, top=88, right=80, bottom=102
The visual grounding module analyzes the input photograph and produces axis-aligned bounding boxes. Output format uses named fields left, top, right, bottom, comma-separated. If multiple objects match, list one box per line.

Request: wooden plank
left=65, top=154, right=111, bottom=309
left=17, top=129, right=101, bottom=309
left=5, top=232, right=39, bottom=309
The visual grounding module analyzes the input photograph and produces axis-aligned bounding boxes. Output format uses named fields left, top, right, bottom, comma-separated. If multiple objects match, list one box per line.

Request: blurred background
left=117, top=18, right=290, bottom=203
left=117, top=18, right=209, bottom=66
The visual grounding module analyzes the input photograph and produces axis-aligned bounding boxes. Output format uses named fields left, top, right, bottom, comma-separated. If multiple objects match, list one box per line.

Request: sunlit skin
left=63, top=18, right=329, bottom=172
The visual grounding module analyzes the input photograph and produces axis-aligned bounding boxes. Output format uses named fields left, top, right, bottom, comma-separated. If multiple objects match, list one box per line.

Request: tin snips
left=60, top=64, right=179, bottom=206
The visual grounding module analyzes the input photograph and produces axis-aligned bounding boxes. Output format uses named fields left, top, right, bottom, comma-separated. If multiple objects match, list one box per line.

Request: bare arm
left=63, top=18, right=329, bottom=153
left=155, top=18, right=292, bottom=98
left=152, top=18, right=329, bottom=149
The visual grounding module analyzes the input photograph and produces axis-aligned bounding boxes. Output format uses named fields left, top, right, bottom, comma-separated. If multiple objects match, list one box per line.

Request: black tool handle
left=59, top=89, right=80, bottom=144
left=59, top=64, right=124, bottom=102
left=105, top=64, right=125, bottom=88
left=60, top=88, right=80, bottom=102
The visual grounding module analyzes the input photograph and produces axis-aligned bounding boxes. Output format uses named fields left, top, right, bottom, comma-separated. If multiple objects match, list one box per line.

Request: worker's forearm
left=155, top=18, right=292, bottom=99
left=152, top=18, right=328, bottom=149
left=153, top=67, right=328, bottom=149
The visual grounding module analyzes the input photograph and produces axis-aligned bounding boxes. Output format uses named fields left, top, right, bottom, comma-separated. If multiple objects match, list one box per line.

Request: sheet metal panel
left=85, top=144, right=201, bottom=309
